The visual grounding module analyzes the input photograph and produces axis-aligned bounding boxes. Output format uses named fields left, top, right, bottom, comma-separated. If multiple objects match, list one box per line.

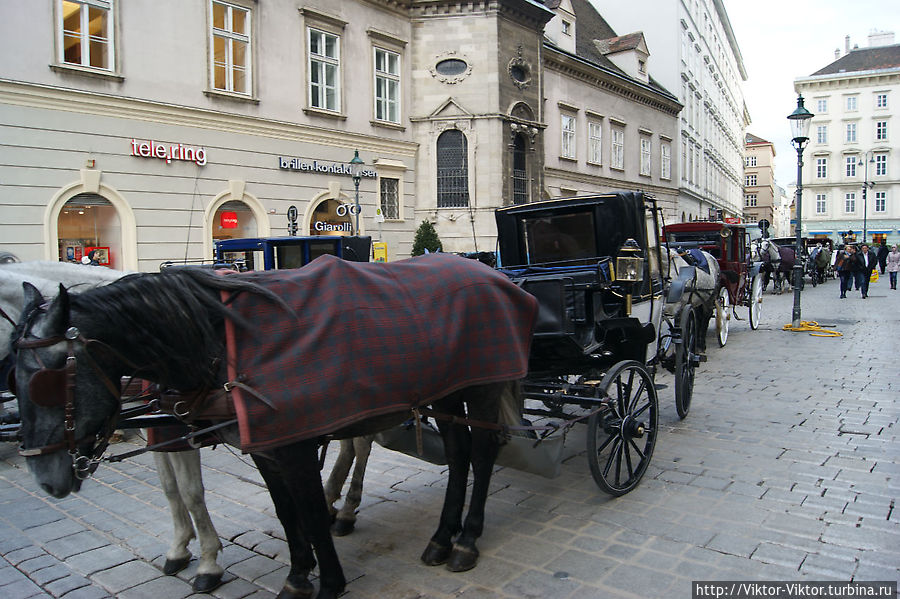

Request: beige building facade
left=742, top=133, right=776, bottom=228
left=1, top=0, right=681, bottom=268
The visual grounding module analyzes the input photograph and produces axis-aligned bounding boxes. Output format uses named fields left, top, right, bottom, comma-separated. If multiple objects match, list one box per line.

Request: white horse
left=664, top=247, right=721, bottom=350
left=0, top=261, right=224, bottom=592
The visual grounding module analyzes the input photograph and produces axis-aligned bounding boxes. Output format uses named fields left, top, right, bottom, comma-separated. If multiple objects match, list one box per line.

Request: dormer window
left=562, top=20, right=571, bottom=36
left=638, top=59, right=646, bottom=74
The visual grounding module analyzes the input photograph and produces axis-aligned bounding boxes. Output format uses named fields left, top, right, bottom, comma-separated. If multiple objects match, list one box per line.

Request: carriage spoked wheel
left=674, top=308, right=698, bottom=420
left=748, top=274, right=763, bottom=331
left=715, top=286, right=730, bottom=347
left=587, top=360, right=658, bottom=496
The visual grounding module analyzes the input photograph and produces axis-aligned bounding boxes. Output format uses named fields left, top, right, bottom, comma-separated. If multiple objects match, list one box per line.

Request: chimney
left=834, top=48, right=840, bottom=59
left=845, top=35, right=850, bottom=54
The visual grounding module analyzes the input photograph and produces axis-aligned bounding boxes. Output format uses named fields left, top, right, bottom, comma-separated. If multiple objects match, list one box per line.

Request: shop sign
left=278, top=157, right=376, bottom=178
left=131, top=139, right=208, bottom=166
left=314, top=221, right=352, bottom=233
left=220, top=211, right=238, bottom=229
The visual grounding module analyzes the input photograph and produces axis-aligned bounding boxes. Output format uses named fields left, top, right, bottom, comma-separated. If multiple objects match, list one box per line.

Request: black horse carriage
left=662, top=221, right=765, bottom=339
left=490, top=191, right=705, bottom=494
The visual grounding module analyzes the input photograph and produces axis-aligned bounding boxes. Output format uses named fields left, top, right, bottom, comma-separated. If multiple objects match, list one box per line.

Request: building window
left=876, top=93, right=888, bottom=109
left=845, top=192, right=856, bottom=213
left=845, top=156, right=857, bottom=177
left=661, top=142, right=671, bottom=179
left=308, top=27, right=340, bottom=111
left=588, top=122, right=602, bottom=164
left=640, top=137, right=651, bottom=176
left=211, top=1, right=251, bottom=94
left=816, top=125, right=828, bottom=144
left=59, top=0, right=114, bottom=70
left=816, top=157, right=827, bottom=178
left=744, top=194, right=757, bottom=207
left=436, top=129, right=469, bottom=208
left=816, top=98, right=828, bottom=113
left=512, top=133, right=527, bottom=205
left=876, top=120, right=888, bottom=141
left=611, top=127, right=624, bottom=169
left=561, top=114, right=576, bottom=159
left=374, top=48, right=400, bottom=123
left=846, top=96, right=858, bottom=111
left=745, top=174, right=757, bottom=186
left=745, top=156, right=757, bottom=167
left=845, top=122, right=857, bottom=143
left=815, top=193, right=826, bottom=214
left=874, top=191, right=886, bottom=212
left=875, top=153, right=887, bottom=176
left=561, top=20, right=571, bottom=35
left=379, top=177, right=399, bottom=220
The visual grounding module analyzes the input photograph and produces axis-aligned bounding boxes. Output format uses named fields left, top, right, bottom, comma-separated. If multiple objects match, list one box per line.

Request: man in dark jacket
left=854, top=244, right=878, bottom=298
left=877, top=242, right=889, bottom=274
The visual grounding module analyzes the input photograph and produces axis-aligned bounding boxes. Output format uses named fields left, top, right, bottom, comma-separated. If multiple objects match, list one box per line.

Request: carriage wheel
left=587, top=361, right=658, bottom=496
left=715, top=287, right=730, bottom=347
left=674, top=308, right=698, bottom=420
left=749, top=274, right=763, bottom=330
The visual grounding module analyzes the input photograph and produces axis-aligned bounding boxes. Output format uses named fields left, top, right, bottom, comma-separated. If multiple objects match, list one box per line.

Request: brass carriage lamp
left=615, top=238, right=644, bottom=315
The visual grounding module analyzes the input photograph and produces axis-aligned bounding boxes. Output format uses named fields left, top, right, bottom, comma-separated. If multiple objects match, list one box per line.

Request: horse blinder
left=27, top=365, right=70, bottom=408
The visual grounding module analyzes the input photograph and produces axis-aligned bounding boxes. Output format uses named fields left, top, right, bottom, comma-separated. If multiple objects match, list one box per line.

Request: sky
left=721, top=0, right=900, bottom=187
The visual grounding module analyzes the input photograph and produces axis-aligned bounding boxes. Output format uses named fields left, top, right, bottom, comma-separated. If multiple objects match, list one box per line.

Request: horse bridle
left=12, top=325, right=122, bottom=480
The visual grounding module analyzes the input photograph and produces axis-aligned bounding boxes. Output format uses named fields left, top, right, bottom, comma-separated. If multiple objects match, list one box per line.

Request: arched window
left=57, top=193, right=121, bottom=267
left=437, top=129, right=469, bottom=208
left=512, top=133, right=527, bottom=205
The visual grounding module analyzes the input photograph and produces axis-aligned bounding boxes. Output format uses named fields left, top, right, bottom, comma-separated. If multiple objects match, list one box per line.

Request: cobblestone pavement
left=1, top=275, right=898, bottom=598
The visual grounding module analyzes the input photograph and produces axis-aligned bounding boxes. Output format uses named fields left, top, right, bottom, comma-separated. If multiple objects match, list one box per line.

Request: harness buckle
left=65, top=327, right=80, bottom=340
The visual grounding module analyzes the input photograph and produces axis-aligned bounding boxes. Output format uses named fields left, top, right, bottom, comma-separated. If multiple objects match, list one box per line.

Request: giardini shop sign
left=278, top=157, right=376, bottom=178
left=131, top=139, right=207, bottom=166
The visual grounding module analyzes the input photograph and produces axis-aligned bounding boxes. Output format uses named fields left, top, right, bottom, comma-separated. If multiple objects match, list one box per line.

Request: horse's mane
left=68, top=269, right=287, bottom=390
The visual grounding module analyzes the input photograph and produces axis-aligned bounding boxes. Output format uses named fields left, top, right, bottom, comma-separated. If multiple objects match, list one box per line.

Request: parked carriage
left=662, top=221, right=765, bottom=338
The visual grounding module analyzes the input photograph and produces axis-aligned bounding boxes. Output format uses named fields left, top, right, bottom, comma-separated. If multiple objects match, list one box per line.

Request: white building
left=795, top=33, right=900, bottom=247
left=595, top=0, right=748, bottom=222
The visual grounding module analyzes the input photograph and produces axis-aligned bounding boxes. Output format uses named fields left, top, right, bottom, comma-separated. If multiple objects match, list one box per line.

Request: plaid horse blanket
left=222, top=253, right=538, bottom=452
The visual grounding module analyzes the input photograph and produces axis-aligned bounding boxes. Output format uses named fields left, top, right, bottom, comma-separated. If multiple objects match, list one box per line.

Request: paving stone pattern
left=1, top=277, right=898, bottom=598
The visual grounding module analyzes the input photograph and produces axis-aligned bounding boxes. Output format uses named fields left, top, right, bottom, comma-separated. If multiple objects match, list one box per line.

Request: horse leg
left=167, top=450, right=224, bottom=592
left=154, top=452, right=195, bottom=576
left=445, top=383, right=503, bottom=572
left=323, top=439, right=355, bottom=530
left=251, top=453, right=318, bottom=599
left=328, top=436, right=374, bottom=537
left=422, top=395, right=470, bottom=567
left=255, top=440, right=347, bottom=599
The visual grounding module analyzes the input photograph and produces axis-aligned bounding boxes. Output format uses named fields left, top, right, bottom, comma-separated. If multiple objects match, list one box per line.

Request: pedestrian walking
left=877, top=241, right=889, bottom=275
left=836, top=244, right=855, bottom=299
left=854, top=244, right=877, bottom=298
left=887, top=244, right=900, bottom=290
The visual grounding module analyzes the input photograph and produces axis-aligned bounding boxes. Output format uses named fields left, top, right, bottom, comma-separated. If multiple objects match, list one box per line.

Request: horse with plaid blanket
left=11, top=254, right=537, bottom=599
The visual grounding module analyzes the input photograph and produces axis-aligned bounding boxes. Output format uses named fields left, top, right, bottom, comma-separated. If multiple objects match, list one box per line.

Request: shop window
left=310, top=198, right=353, bottom=235
left=213, top=200, right=257, bottom=241
left=57, top=194, right=121, bottom=267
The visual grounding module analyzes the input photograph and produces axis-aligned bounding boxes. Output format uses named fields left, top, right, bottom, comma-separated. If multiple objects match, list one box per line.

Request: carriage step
left=654, top=384, right=669, bottom=391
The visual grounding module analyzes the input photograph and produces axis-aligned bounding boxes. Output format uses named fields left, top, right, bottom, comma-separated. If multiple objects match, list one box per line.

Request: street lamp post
left=787, top=95, right=814, bottom=328
left=858, top=152, right=875, bottom=244
left=350, top=150, right=364, bottom=236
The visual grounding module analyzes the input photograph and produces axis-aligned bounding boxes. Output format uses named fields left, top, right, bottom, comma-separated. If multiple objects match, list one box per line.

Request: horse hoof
left=193, top=572, right=224, bottom=593
left=162, top=556, right=190, bottom=575
left=275, top=577, right=315, bottom=599
left=421, top=540, right=452, bottom=566
left=446, top=544, right=479, bottom=572
left=332, top=518, right=355, bottom=537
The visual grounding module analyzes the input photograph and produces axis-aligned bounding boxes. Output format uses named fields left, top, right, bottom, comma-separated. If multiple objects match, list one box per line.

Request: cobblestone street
left=1, top=277, right=898, bottom=598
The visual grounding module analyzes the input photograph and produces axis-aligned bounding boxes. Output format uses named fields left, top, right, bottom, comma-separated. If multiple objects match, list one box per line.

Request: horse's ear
left=21, top=282, right=44, bottom=315
left=22, top=282, right=71, bottom=335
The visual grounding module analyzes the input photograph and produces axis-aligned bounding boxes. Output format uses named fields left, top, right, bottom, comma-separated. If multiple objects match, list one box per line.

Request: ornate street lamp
left=858, top=153, right=875, bottom=244
left=787, top=94, right=814, bottom=328
left=350, top=150, right=364, bottom=236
